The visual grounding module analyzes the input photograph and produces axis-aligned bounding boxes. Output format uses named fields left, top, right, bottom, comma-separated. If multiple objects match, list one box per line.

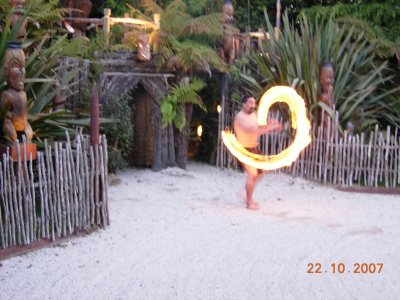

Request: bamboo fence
left=0, top=134, right=109, bottom=250
left=218, top=111, right=400, bottom=189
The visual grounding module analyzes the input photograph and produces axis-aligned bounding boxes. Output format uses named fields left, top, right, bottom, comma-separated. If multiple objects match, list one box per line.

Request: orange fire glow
left=222, top=86, right=311, bottom=170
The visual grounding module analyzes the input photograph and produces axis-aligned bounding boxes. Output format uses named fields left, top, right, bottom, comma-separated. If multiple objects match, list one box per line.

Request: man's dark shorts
left=243, top=147, right=264, bottom=174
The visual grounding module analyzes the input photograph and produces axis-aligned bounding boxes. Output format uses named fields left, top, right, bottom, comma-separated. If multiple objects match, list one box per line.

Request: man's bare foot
left=246, top=201, right=259, bottom=210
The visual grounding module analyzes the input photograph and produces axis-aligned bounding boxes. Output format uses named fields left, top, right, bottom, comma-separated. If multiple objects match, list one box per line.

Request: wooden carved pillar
left=0, top=1, right=36, bottom=160
left=8, top=0, right=27, bottom=41
left=220, top=0, right=235, bottom=65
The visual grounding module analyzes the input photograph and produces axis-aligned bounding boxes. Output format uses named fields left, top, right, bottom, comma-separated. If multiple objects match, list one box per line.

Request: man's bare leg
left=243, top=164, right=259, bottom=210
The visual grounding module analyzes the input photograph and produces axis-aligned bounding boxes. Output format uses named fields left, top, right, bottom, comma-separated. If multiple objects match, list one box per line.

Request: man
left=234, top=95, right=282, bottom=210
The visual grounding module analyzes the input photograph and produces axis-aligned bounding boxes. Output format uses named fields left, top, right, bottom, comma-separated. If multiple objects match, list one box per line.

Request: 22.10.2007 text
left=307, top=263, right=383, bottom=274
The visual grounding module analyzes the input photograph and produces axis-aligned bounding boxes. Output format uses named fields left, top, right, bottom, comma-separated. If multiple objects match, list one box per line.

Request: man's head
left=241, top=95, right=256, bottom=114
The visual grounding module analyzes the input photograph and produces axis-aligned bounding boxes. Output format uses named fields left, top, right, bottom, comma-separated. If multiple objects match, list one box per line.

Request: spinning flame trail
left=222, top=86, right=311, bottom=170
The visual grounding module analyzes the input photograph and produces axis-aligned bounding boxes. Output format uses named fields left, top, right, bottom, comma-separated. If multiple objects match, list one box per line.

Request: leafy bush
left=233, top=12, right=400, bottom=131
left=160, top=77, right=206, bottom=130
left=101, top=94, right=134, bottom=172
left=0, top=1, right=91, bottom=143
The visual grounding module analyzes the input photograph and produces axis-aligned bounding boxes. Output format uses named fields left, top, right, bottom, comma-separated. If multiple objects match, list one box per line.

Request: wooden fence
left=0, top=134, right=109, bottom=250
left=218, top=111, right=400, bottom=189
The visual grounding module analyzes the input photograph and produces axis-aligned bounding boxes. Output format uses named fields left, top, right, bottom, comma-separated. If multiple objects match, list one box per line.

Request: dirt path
left=1, top=162, right=399, bottom=299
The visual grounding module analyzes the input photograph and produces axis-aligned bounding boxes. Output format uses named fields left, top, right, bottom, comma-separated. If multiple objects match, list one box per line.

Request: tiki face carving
left=137, top=33, right=151, bottom=62
left=8, top=0, right=27, bottom=41
left=5, top=59, right=25, bottom=91
left=219, top=0, right=235, bottom=65
left=8, top=0, right=25, bottom=9
left=319, top=63, right=334, bottom=108
left=222, top=0, right=234, bottom=24
left=4, top=49, right=25, bottom=91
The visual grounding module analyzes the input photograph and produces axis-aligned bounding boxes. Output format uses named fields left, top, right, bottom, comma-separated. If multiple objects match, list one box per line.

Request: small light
left=217, top=105, right=221, bottom=113
left=197, top=125, right=203, bottom=137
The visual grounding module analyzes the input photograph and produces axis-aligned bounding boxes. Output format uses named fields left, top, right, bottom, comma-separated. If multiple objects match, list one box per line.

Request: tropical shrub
left=0, top=0, right=93, bottom=143
left=301, top=1, right=400, bottom=59
left=101, top=94, right=134, bottom=172
left=233, top=12, right=400, bottom=131
left=160, top=77, right=206, bottom=130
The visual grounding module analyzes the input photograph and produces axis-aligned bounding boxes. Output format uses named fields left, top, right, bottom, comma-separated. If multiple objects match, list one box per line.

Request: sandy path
left=1, top=162, right=399, bottom=299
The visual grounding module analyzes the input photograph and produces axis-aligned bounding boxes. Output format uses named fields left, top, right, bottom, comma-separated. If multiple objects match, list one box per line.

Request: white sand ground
left=0, top=161, right=399, bottom=300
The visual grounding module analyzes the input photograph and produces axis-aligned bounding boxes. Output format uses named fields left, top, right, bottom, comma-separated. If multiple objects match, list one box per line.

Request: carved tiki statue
left=137, top=33, right=151, bottom=62
left=1, top=43, right=33, bottom=143
left=219, top=0, right=235, bottom=65
left=318, top=61, right=335, bottom=129
left=8, top=0, right=27, bottom=41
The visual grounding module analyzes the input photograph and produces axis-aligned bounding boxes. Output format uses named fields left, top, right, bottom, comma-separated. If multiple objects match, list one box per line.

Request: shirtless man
left=234, top=95, right=282, bottom=209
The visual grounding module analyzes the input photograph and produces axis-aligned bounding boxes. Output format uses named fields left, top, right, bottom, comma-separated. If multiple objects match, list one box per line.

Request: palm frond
left=160, top=77, right=207, bottom=129
left=180, top=13, right=224, bottom=38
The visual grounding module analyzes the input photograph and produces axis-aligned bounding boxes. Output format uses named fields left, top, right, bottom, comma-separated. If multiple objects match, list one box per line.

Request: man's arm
left=235, top=113, right=283, bottom=135
left=258, top=119, right=283, bottom=134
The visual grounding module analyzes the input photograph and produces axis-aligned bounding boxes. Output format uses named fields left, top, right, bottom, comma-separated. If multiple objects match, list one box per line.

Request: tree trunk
left=175, top=104, right=193, bottom=169
left=153, top=100, right=176, bottom=171
left=162, top=125, right=177, bottom=168
left=174, top=77, right=192, bottom=169
left=152, top=99, right=162, bottom=171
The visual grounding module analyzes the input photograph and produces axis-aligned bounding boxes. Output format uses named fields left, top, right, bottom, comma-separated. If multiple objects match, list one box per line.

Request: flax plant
left=236, top=11, right=400, bottom=131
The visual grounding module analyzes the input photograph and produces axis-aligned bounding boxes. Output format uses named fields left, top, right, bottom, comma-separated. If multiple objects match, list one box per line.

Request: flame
left=222, top=86, right=311, bottom=170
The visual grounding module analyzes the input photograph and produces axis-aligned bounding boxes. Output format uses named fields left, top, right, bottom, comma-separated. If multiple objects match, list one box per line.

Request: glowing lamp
left=197, top=125, right=203, bottom=137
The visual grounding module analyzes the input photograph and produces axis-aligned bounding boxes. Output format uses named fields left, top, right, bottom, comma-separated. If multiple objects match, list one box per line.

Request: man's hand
left=259, top=119, right=283, bottom=134
left=268, top=119, right=283, bottom=131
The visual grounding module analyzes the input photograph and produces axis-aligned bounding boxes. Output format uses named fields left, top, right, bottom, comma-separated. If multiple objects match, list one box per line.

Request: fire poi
left=222, top=86, right=311, bottom=170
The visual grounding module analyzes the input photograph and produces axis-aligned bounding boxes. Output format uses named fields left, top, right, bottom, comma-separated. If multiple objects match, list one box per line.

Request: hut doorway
left=130, top=85, right=154, bottom=167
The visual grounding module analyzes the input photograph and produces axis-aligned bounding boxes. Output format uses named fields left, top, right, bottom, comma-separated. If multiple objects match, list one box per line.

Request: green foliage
left=235, top=0, right=276, bottom=31
left=96, top=0, right=218, bottom=17
left=101, top=94, right=134, bottom=172
left=301, top=1, right=400, bottom=58
left=144, top=0, right=227, bottom=75
left=144, top=0, right=226, bottom=133
left=160, top=77, right=206, bottom=129
left=234, top=12, right=400, bottom=130
left=100, top=0, right=134, bottom=16
left=0, top=0, right=92, bottom=142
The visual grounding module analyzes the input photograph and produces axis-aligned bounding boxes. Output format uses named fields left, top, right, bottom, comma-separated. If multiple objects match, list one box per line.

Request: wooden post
left=123, top=12, right=129, bottom=41
left=90, top=84, right=100, bottom=146
left=276, top=0, right=281, bottom=33
left=103, top=8, right=111, bottom=47
left=244, top=26, right=251, bottom=55
left=153, top=13, right=160, bottom=53
left=257, top=27, right=263, bottom=50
